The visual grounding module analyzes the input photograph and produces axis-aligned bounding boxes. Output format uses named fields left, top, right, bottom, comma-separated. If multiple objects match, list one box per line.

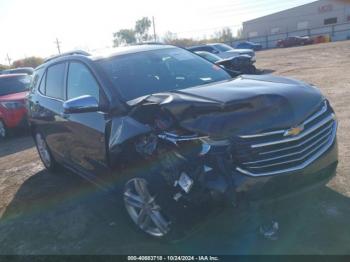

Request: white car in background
left=188, top=43, right=256, bottom=62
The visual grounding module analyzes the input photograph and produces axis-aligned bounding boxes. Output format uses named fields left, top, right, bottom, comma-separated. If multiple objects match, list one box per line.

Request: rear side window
left=67, top=62, right=100, bottom=102
left=39, top=72, right=46, bottom=94
left=31, top=68, right=45, bottom=93
left=46, top=63, right=65, bottom=99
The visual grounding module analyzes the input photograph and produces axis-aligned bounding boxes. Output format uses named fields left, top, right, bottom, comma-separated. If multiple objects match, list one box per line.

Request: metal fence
left=229, top=21, right=350, bottom=49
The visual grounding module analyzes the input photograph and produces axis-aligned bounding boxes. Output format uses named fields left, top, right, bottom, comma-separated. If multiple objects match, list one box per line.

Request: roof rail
left=44, top=50, right=91, bottom=63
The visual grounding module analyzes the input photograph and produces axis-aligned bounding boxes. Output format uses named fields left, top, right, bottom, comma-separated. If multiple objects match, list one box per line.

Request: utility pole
left=6, top=53, right=11, bottom=67
left=152, top=16, right=157, bottom=42
left=55, top=38, right=61, bottom=54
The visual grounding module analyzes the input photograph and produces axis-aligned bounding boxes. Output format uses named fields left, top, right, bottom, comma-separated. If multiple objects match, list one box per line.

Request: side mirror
left=63, top=95, right=99, bottom=114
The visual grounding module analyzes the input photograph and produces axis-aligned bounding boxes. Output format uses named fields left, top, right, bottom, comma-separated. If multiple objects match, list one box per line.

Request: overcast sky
left=0, top=0, right=316, bottom=64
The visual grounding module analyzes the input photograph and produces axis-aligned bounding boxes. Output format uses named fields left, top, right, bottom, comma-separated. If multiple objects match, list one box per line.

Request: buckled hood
left=129, top=75, right=324, bottom=138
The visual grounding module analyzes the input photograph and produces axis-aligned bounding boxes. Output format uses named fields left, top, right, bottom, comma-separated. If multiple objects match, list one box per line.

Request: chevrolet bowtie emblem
left=284, top=125, right=304, bottom=137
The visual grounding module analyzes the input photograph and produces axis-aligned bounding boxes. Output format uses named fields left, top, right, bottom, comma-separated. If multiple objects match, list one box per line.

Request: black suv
left=28, top=45, right=338, bottom=239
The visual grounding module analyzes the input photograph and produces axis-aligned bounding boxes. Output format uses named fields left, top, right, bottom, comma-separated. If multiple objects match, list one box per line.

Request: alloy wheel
left=123, top=178, right=171, bottom=237
left=35, top=133, right=52, bottom=168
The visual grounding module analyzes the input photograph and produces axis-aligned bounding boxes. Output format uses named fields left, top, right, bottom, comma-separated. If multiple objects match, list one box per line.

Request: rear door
left=63, top=61, right=109, bottom=179
left=33, top=62, right=69, bottom=161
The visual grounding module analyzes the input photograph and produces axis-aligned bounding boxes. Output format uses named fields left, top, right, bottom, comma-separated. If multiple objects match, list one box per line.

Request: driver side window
left=67, top=62, right=100, bottom=102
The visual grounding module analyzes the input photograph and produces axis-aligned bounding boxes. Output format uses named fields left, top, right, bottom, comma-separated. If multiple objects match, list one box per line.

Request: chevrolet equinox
left=27, top=45, right=338, bottom=239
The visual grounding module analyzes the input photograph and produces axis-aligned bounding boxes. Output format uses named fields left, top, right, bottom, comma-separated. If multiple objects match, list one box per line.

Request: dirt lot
left=0, top=41, right=350, bottom=254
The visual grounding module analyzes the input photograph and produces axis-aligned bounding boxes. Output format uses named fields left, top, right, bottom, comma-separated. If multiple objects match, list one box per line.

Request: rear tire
left=34, top=132, right=59, bottom=172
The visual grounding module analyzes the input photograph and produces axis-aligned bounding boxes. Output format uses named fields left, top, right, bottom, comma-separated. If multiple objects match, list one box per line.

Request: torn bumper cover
left=162, top=133, right=338, bottom=204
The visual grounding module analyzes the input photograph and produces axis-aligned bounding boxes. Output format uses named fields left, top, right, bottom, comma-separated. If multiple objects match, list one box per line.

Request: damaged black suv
left=28, top=45, right=338, bottom=239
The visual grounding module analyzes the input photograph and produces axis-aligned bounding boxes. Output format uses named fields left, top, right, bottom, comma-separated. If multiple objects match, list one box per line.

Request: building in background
left=243, top=0, right=350, bottom=38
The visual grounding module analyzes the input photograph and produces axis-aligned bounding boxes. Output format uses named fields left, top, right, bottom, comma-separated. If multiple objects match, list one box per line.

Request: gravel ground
left=0, top=40, right=349, bottom=254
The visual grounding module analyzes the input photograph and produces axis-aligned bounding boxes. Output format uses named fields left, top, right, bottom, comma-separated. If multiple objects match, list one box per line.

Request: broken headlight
left=158, top=131, right=230, bottom=156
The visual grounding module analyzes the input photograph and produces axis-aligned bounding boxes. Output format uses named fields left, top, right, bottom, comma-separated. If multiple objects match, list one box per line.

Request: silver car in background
left=188, top=43, right=256, bottom=62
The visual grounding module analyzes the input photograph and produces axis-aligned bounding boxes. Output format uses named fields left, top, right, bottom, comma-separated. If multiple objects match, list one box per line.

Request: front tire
left=123, top=177, right=172, bottom=238
left=34, top=132, right=58, bottom=172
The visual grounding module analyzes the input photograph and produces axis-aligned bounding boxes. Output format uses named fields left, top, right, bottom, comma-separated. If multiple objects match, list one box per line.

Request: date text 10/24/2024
left=127, top=256, right=220, bottom=261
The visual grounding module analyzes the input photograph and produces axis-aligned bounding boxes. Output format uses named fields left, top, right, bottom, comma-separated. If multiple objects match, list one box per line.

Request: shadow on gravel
left=0, top=135, right=34, bottom=158
left=0, top=168, right=349, bottom=254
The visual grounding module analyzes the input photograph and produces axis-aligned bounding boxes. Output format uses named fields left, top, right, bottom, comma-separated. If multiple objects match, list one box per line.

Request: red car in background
left=0, top=74, right=31, bottom=139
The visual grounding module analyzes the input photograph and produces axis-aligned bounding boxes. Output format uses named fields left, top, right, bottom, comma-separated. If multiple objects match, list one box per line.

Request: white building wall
left=243, top=0, right=350, bottom=38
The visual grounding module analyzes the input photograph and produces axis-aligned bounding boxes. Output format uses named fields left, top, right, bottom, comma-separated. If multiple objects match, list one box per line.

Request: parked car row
left=26, top=44, right=338, bottom=240
left=233, top=34, right=331, bottom=50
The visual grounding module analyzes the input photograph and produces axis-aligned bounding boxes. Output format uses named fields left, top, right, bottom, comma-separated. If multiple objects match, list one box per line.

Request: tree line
left=113, top=16, right=243, bottom=47
left=0, top=56, right=44, bottom=70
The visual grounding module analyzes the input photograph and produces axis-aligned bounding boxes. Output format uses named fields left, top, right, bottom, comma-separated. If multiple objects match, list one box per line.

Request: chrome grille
left=235, top=101, right=337, bottom=177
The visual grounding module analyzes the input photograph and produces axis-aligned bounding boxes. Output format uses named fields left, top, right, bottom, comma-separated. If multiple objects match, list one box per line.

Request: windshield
left=213, top=44, right=233, bottom=52
left=196, top=51, right=220, bottom=63
left=0, top=75, right=31, bottom=96
left=98, top=48, right=231, bottom=101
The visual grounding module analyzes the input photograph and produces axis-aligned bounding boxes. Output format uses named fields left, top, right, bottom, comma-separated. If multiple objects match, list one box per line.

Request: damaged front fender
left=108, top=116, right=152, bottom=154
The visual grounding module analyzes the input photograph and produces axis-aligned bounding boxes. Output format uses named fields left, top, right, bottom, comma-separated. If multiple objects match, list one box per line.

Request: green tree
left=113, top=29, right=136, bottom=47
left=135, top=17, right=152, bottom=42
left=12, top=56, right=44, bottom=68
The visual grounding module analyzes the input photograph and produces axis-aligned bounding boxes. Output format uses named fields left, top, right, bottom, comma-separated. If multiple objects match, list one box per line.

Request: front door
left=63, top=61, right=109, bottom=180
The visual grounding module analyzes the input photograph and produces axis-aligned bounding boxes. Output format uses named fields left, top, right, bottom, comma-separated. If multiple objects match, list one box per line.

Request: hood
left=130, top=75, right=324, bottom=138
left=0, top=91, right=28, bottom=101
